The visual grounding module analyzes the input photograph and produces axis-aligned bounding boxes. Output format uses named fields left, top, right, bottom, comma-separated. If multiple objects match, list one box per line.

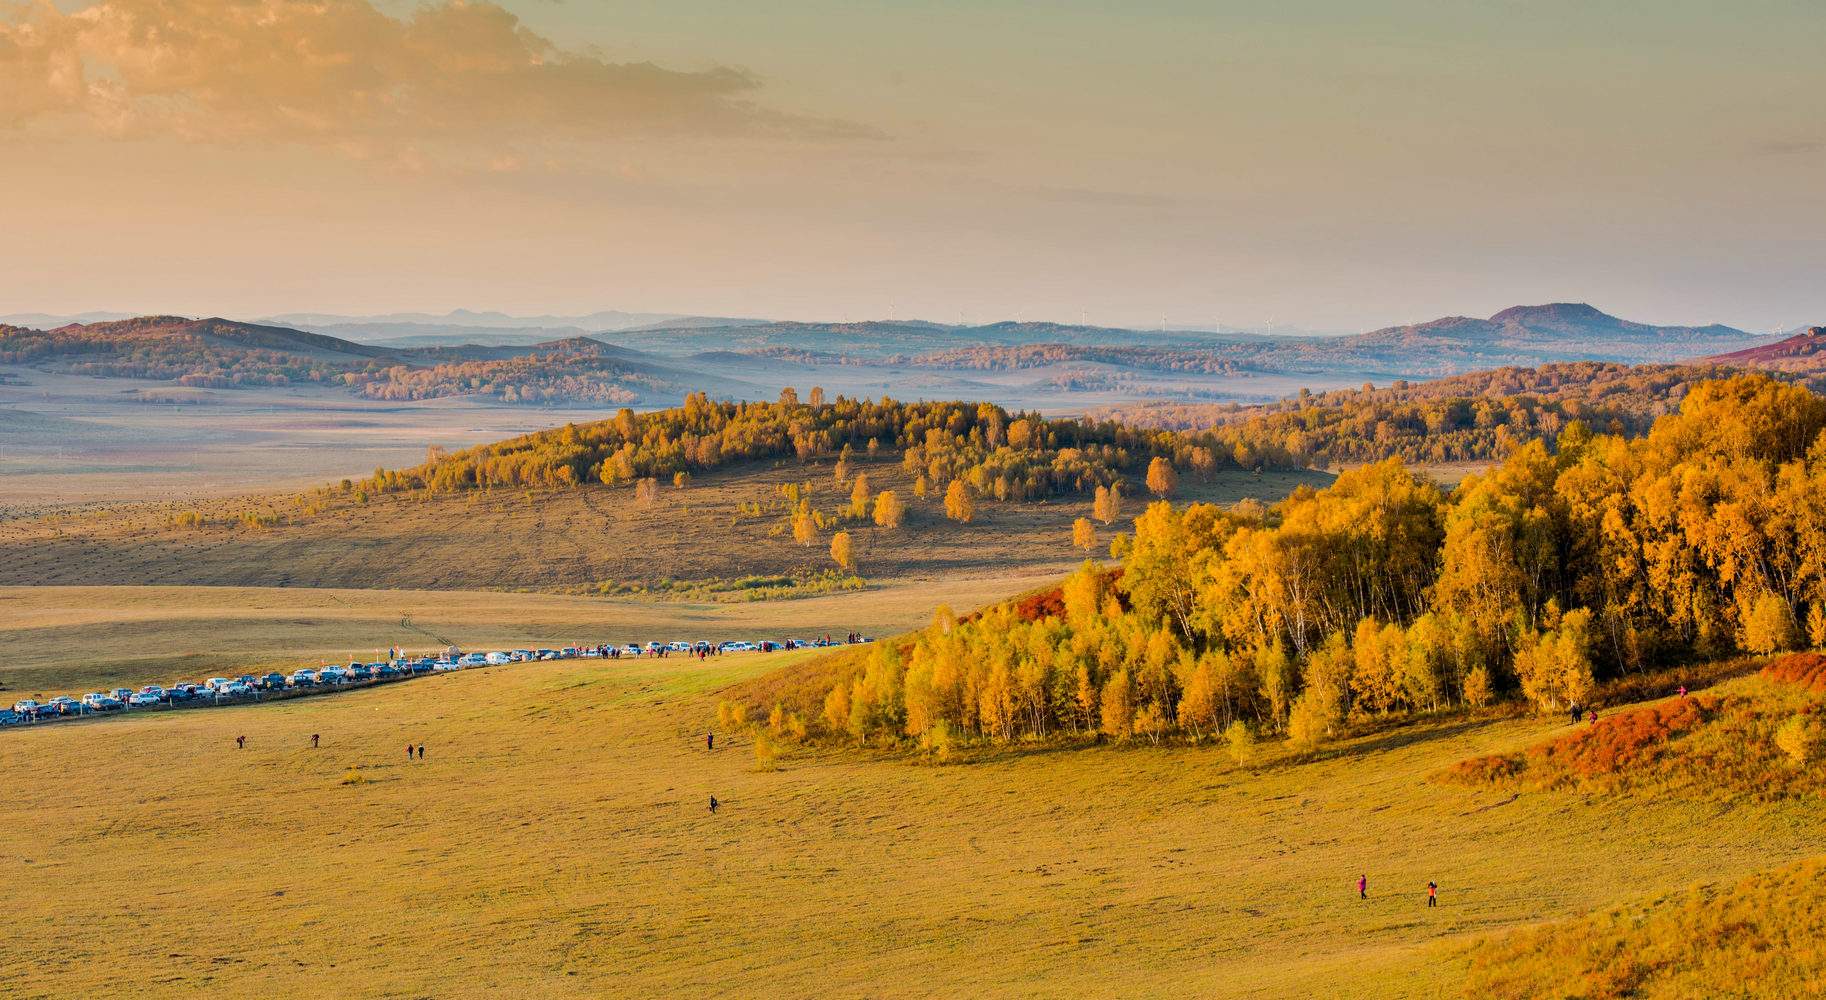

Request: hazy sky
left=2, top=0, right=1821, bottom=331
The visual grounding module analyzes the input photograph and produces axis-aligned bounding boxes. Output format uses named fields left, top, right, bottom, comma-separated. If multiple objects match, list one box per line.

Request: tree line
left=787, top=374, right=1826, bottom=751
left=355, top=390, right=1264, bottom=501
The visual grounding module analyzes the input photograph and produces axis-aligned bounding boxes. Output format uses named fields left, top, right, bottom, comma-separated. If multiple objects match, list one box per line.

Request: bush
left=1774, top=715, right=1825, bottom=766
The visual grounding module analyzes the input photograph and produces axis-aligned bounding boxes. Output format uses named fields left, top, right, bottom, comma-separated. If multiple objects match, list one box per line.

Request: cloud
left=0, top=0, right=876, bottom=157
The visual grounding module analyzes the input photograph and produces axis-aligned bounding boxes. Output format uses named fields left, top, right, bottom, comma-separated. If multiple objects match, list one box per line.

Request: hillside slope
left=3, top=647, right=1822, bottom=998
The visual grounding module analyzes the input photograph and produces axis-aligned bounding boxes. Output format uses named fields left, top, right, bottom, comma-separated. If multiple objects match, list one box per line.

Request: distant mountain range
left=1343, top=303, right=1756, bottom=366
left=0, top=304, right=1811, bottom=410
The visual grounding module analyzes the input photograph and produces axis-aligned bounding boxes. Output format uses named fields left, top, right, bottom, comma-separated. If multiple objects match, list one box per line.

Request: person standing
left=406, top=743, right=414, bottom=761
left=417, top=744, right=425, bottom=759
left=236, top=735, right=245, bottom=750
left=709, top=796, right=719, bottom=814
left=707, top=732, right=715, bottom=751
left=1358, top=874, right=1368, bottom=900
left=311, top=733, right=320, bottom=748
left=1427, top=881, right=1438, bottom=908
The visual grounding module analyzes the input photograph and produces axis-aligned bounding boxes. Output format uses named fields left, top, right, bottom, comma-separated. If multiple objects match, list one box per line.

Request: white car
left=621, top=645, right=642, bottom=657
left=128, top=692, right=161, bottom=708
left=434, top=661, right=462, bottom=673
left=484, top=651, right=511, bottom=665
left=205, top=677, right=233, bottom=691
left=458, top=653, right=487, bottom=667
left=11, top=699, right=39, bottom=714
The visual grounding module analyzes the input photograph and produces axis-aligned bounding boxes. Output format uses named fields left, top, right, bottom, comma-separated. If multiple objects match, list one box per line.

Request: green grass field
left=4, top=646, right=1821, bottom=998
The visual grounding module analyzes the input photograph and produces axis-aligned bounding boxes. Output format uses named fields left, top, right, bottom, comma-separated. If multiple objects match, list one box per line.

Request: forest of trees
left=1096, top=362, right=1820, bottom=465
left=778, top=375, right=1826, bottom=752
left=354, top=390, right=1256, bottom=500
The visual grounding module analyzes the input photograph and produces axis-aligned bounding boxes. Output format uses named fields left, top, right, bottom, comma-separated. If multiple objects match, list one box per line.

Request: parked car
left=205, top=677, right=232, bottom=691
left=82, top=693, right=109, bottom=709
left=434, top=661, right=461, bottom=672
left=349, top=665, right=373, bottom=681
left=222, top=682, right=255, bottom=697
left=484, top=652, right=511, bottom=665
left=12, top=699, right=40, bottom=715
left=375, top=664, right=400, bottom=679
left=260, top=673, right=287, bottom=690
left=127, top=693, right=160, bottom=708
left=458, top=653, right=487, bottom=667
left=291, top=669, right=318, bottom=687
left=318, top=667, right=346, bottom=684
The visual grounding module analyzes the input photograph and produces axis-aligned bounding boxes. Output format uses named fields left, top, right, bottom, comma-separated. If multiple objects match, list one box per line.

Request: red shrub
left=1761, top=652, right=1826, bottom=693
left=1528, top=697, right=1712, bottom=780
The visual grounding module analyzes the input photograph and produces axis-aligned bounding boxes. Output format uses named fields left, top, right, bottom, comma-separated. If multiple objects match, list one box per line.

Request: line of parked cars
left=0, top=635, right=870, bottom=729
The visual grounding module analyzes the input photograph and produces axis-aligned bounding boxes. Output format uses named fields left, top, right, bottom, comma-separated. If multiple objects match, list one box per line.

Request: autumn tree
left=873, top=489, right=905, bottom=529
left=1145, top=457, right=1178, bottom=498
left=792, top=501, right=818, bottom=546
left=1091, top=484, right=1120, bottom=525
left=1743, top=592, right=1799, bottom=655
left=1071, top=516, right=1096, bottom=551
left=849, top=473, right=871, bottom=519
left=944, top=479, right=975, bottom=523
left=830, top=531, right=855, bottom=571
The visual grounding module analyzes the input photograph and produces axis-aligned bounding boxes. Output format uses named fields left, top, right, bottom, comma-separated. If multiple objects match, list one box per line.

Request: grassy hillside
left=5, top=645, right=1823, bottom=998
left=0, top=456, right=1324, bottom=590
left=1462, top=855, right=1826, bottom=998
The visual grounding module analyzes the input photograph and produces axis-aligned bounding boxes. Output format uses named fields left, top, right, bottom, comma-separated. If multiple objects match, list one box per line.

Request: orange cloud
left=0, top=0, right=874, bottom=154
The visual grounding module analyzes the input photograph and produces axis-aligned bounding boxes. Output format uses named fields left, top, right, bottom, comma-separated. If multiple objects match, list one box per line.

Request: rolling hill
left=0, top=316, right=759, bottom=404
left=1703, top=326, right=1826, bottom=369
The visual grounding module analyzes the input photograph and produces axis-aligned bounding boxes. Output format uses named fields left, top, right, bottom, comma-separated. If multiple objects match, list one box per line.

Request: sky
left=1, top=0, right=1821, bottom=332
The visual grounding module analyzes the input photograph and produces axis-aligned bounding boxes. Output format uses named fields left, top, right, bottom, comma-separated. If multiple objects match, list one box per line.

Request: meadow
left=0, top=453, right=1325, bottom=591
left=0, top=571, right=1055, bottom=696
left=2, top=647, right=1821, bottom=998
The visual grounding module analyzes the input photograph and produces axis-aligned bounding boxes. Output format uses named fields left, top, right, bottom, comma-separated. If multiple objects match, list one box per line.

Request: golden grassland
left=3, top=649, right=1823, bottom=999
left=0, top=572, right=1059, bottom=696
left=0, top=457, right=1327, bottom=591
left=1462, top=855, right=1826, bottom=998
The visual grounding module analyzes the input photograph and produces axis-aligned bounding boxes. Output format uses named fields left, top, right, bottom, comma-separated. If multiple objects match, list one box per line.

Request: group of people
left=1357, top=875, right=1439, bottom=907
left=233, top=732, right=425, bottom=758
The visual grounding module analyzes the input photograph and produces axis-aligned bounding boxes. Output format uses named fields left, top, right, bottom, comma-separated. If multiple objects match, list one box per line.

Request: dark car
left=375, top=665, right=400, bottom=680
left=349, top=665, right=373, bottom=681
left=261, top=673, right=288, bottom=690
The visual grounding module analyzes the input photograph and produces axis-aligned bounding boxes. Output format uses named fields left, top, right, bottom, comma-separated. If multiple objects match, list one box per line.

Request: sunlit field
left=0, top=573, right=1056, bottom=696
left=3, top=649, right=1821, bottom=998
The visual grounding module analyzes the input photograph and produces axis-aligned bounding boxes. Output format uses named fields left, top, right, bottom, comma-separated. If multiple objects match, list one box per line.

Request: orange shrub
left=1762, top=651, right=1826, bottom=693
